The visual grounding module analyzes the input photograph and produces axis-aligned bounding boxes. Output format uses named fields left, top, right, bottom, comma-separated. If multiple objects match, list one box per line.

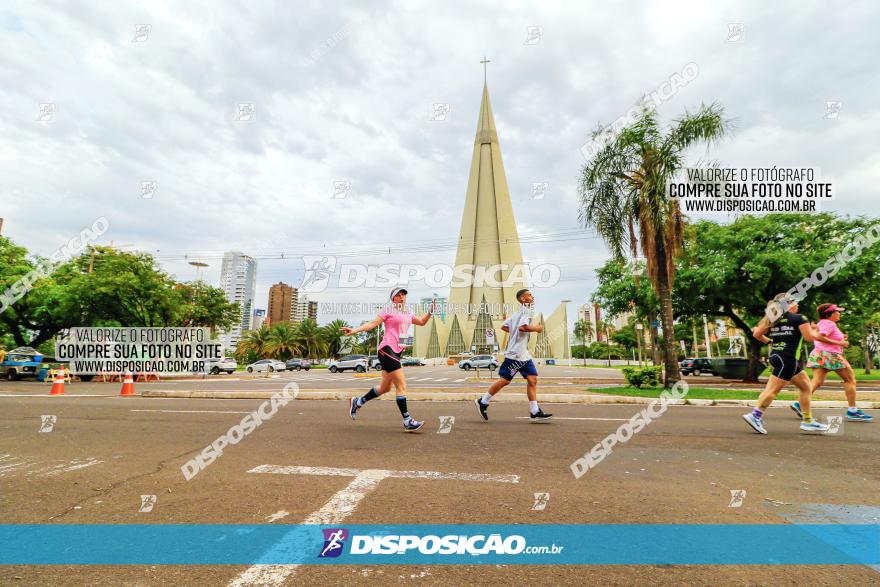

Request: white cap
left=390, top=287, right=408, bottom=300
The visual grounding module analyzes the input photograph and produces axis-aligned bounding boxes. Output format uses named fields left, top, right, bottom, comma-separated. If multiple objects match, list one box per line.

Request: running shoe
left=530, top=410, right=553, bottom=421
left=474, top=398, right=489, bottom=421
left=800, top=420, right=830, bottom=433
left=742, top=413, right=767, bottom=434
left=846, top=409, right=874, bottom=422
left=349, top=397, right=360, bottom=420
left=789, top=401, right=803, bottom=419
left=403, top=419, right=424, bottom=432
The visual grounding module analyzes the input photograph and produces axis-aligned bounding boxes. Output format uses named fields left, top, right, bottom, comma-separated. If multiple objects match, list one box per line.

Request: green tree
left=234, top=324, right=272, bottom=362
left=295, top=318, right=327, bottom=359
left=175, top=281, right=240, bottom=334
left=265, top=322, right=303, bottom=360
left=579, top=103, right=731, bottom=386
left=673, top=214, right=880, bottom=380
left=320, top=319, right=350, bottom=358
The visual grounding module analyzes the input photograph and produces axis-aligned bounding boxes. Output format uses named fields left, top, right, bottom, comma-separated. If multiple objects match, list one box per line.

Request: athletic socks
left=529, top=400, right=539, bottom=415
left=481, top=392, right=492, bottom=405
left=396, top=396, right=410, bottom=421
left=752, top=408, right=763, bottom=419
left=803, top=410, right=813, bottom=423
left=357, top=388, right=379, bottom=407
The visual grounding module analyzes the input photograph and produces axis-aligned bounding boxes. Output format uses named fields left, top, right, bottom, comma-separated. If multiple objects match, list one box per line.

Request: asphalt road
left=1, top=390, right=878, bottom=585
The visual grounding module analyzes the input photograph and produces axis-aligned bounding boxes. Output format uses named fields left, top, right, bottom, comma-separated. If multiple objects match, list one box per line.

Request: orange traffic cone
left=49, top=370, right=65, bottom=395
left=120, top=370, right=136, bottom=396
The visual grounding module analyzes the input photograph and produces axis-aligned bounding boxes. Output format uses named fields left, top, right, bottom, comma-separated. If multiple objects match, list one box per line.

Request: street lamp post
left=561, top=299, right=571, bottom=366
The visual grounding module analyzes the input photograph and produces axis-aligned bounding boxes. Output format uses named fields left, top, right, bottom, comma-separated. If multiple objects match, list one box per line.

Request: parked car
left=245, top=359, right=286, bottom=373
left=207, top=357, right=238, bottom=375
left=457, top=355, right=499, bottom=370
left=328, top=355, right=369, bottom=373
left=680, top=357, right=716, bottom=376
left=401, top=356, right=426, bottom=366
left=285, top=358, right=311, bottom=371
left=367, top=355, right=382, bottom=370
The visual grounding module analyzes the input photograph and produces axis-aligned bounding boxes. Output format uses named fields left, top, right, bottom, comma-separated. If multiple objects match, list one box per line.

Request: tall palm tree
left=295, top=318, right=327, bottom=359
left=578, top=103, right=730, bottom=386
left=265, top=322, right=302, bottom=360
left=320, top=319, right=349, bottom=358
left=234, top=324, right=272, bottom=362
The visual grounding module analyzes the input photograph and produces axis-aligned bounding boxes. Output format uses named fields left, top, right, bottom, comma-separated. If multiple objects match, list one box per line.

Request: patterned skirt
left=806, top=349, right=850, bottom=371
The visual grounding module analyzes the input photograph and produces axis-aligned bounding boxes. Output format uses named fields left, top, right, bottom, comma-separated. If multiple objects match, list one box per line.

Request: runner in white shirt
left=474, top=289, right=552, bottom=422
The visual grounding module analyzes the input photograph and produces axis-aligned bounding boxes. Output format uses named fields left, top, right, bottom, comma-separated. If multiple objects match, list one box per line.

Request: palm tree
left=265, top=322, right=302, bottom=360
left=320, top=319, right=349, bottom=358
left=578, top=103, right=730, bottom=386
left=295, top=318, right=327, bottom=359
left=573, top=319, right=590, bottom=366
left=234, top=324, right=272, bottom=362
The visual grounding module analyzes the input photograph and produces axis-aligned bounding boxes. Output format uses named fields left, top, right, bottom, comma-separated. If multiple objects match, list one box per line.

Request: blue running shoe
left=846, top=409, right=873, bottom=422
left=800, top=420, right=830, bottom=433
left=349, top=397, right=360, bottom=420
left=790, top=401, right=802, bottom=418
left=403, top=419, right=424, bottom=432
left=742, top=413, right=767, bottom=434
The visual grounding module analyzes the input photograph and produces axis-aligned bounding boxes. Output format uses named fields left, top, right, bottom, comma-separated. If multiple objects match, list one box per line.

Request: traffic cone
left=120, top=370, right=136, bottom=396
left=49, top=370, right=65, bottom=396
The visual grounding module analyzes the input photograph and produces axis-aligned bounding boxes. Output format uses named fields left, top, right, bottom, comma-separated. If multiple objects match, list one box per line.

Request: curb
left=136, top=389, right=880, bottom=408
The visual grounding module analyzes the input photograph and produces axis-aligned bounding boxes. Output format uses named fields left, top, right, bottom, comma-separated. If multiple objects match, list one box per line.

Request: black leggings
left=769, top=353, right=802, bottom=381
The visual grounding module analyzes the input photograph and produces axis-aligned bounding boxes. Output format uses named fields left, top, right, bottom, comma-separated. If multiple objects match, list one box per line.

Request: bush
left=621, top=366, right=662, bottom=388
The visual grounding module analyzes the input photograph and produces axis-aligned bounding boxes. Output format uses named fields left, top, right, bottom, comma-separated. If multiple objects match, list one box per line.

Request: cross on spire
left=480, top=56, right=490, bottom=83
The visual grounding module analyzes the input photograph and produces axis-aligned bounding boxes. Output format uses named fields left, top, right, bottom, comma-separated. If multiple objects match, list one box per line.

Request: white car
left=207, top=357, right=238, bottom=375
left=245, top=359, right=286, bottom=373
left=457, top=355, right=499, bottom=370
left=328, top=355, right=369, bottom=373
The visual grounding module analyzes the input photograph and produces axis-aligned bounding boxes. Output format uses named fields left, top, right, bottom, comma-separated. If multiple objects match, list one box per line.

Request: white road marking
left=454, top=378, right=467, bottom=382
left=0, top=456, right=103, bottom=478
left=434, top=378, right=449, bottom=382
left=130, top=409, right=251, bottom=414
left=229, top=465, right=518, bottom=586
left=265, top=510, right=289, bottom=523
left=515, top=416, right=630, bottom=421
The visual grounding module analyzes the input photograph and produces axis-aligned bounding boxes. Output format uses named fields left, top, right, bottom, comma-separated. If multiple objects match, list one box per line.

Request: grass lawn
left=759, top=367, right=880, bottom=381
left=587, top=385, right=797, bottom=401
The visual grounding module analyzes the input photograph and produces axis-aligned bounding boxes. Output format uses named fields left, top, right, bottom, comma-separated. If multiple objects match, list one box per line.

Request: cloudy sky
left=2, top=1, right=878, bottom=324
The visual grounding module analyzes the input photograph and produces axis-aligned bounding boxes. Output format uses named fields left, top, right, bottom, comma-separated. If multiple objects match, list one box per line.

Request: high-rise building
left=420, top=294, right=448, bottom=322
left=268, top=282, right=297, bottom=324
left=292, top=293, right=317, bottom=323
left=219, top=251, right=257, bottom=349
left=576, top=303, right=600, bottom=344
left=252, top=308, right=267, bottom=329
left=307, top=300, right=318, bottom=321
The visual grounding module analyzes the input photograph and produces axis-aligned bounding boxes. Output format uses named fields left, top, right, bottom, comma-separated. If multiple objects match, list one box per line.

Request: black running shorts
left=769, top=352, right=802, bottom=381
left=378, top=345, right=403, bottom=373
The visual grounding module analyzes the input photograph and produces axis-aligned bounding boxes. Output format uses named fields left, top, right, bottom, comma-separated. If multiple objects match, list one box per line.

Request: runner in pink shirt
left=793, top=303, right=872, bottom=422
left=341, top=288, right=435, bottom=431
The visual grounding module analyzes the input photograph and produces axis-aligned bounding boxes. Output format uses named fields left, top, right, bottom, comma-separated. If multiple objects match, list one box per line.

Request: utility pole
left=692, top=320, right=699, bottom=358
left=703, top=315, right=713, bottom=359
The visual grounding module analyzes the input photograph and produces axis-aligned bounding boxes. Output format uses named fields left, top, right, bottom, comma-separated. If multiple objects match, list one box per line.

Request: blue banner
left=0, top=524, right=877, bottom=565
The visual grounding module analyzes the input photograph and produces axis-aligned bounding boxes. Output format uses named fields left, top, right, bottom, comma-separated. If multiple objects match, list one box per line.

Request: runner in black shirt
left=742, top=293, right=829, bottom=434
